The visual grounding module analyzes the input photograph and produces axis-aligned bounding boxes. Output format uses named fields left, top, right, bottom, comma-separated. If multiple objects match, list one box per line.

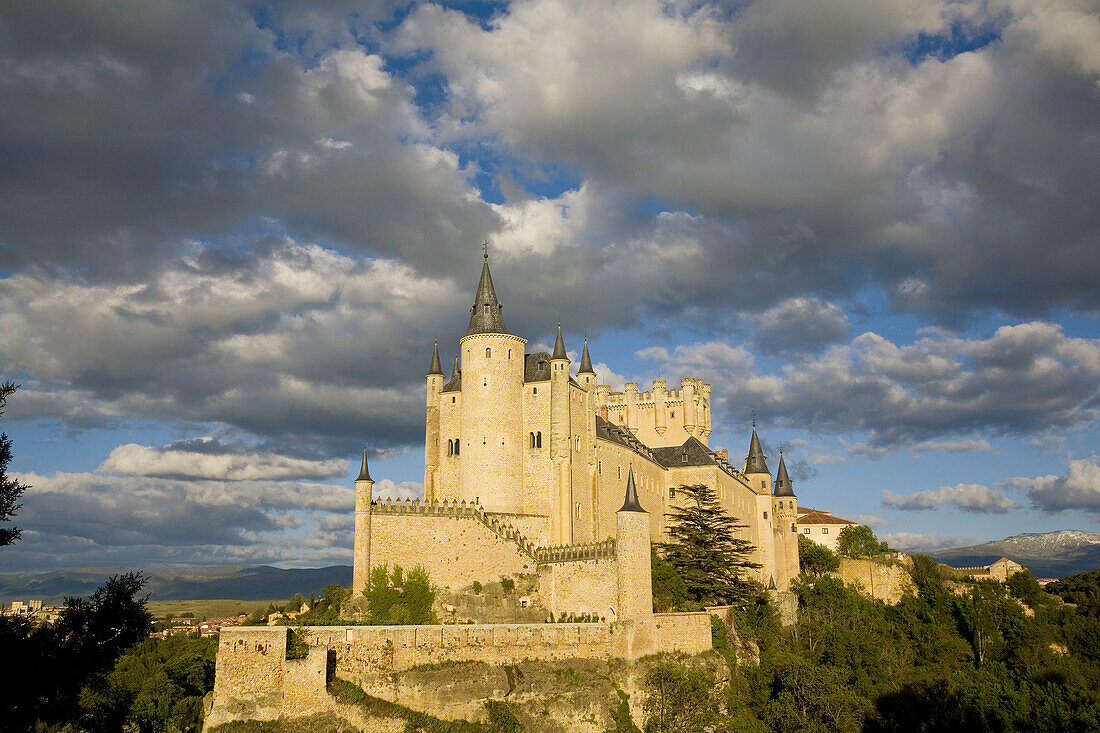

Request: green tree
left=644, top=660, right=723, bottom=733
left=365, top=565, right=438, bottom=625
left=651, top=545, right=690, bottom=611
left=798, top=534, right=840, bottom=575
left=659, top=484, right=760, bottom=606
left=835, top=525, right=890, bottom=558
left=0, top=382, right=29, bottom=545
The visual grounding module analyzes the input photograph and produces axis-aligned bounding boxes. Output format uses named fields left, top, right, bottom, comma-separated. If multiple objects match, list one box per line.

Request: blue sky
left=1, top=0, right=1099, bottom=571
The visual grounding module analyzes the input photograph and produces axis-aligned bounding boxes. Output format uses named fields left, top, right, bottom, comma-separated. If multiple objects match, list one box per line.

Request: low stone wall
left=538, top=557, right=617, bottom=620
left=653, top=612, right=712, bottom=655
left=835, top=557, right=916, bottom=604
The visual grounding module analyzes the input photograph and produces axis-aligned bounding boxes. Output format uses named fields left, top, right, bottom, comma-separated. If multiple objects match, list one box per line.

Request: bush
left=365, top=565, right=437, bottom=625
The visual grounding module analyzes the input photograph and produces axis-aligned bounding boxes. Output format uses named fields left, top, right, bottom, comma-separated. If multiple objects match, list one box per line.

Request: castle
left=353, top=254, right=800, bottom=611
left=204, top=255, right=801, bottom=729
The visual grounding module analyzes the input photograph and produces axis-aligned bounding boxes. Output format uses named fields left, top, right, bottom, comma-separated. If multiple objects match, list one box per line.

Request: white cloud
left=1010, top=457, right=1100, bottom=515
left=882, top=483, right=1016, bottom=513
left=884, top=532, right=975, bottom=552
left=99, top=442, right=347, bottom=481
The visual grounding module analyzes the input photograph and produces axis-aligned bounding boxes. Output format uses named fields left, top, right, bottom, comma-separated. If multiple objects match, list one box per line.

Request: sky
left=1, top=0, right=1099, bottom=572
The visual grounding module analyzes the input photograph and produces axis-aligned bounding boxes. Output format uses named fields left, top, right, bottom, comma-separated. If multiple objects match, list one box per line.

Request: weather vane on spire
left=483, top=239, right=490, bottom=259
left=752, top=410, right=756, bottom=428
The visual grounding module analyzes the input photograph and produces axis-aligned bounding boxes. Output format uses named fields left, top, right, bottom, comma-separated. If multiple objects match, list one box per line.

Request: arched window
left=530, top=432, right=536, bottom=448
left=454, top=440, right=460, bottom=455
left=536, top=432, right=542, bottom=448
left=447, top=439, right=453, bottom=456
left=486, top=347, right=491, bottom=358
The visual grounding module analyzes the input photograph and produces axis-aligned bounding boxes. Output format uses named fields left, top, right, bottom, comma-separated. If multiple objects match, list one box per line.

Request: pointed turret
left=578, top=338, right=594, bottom=374
left=356, top=447, right=373, bottom=482
left=552, top=323, right=568, bottom=361
left=451, top=354, right=460, bottom=380
left=428, top=339, right=443, bottom=375
left=465, top=255, right=509, bottom=335
left=619, top=468, right=645, bottom=513
left=773, top=453, right=794, bottom=497
left=745, top=428, right=769, bottom=475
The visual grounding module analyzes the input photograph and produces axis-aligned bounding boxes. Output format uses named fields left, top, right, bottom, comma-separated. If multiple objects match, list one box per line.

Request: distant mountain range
left=927, top=530, right=1100, bottom=578
left=0, top=564, right=351, bottom=604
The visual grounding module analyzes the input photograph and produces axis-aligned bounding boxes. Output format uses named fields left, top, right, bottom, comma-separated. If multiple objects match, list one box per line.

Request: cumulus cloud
left=1, top=470, right=354, bottom=571
left=753, top=298, right=849, bottom=355
left=1010, top=458, right=1100, bottom=515
left=882, top=483, right=1016, bottom=513
left=850, top=514, right=888, bottom=528
left=644, top=322, right=1100, bottom=453
left=883, top=532, right=976, bottom=552
left=98, top=440, right=347, bottom=481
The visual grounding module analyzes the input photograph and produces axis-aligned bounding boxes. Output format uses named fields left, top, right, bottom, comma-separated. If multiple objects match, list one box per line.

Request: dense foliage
left=0, top=381, right=29, bottom=545
left=835, top=525, right=892, bottom=558
left=658, top=484, right=760, bottom=606
left=365, top=564, right=438, bottom=625
left=798, top=534, right=840, bottom=575
left=644, top=557, right=1100, bottom=732
left=0, top=572, right=155, bottom=730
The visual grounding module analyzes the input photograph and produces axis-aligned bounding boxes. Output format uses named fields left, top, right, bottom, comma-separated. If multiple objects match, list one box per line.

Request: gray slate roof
left=465, top=257, right=509, bottom=336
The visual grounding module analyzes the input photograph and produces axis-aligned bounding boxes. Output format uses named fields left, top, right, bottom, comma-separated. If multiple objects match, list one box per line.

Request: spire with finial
left=578, top=336, right=594, bottom=374
left=773, top=451, right=794, bottom=497
left=451, top=354, right=460, bottom=380
left=552, top=322, right=568, bottom=360
left=745, top=423, right=769, bottom=475
left=465, top=247, right=509, bottom=336
left=356, top=447, right=373, bottom=482
left=428, top=338, right=443, bottom=375
left=619, top=467, right=645, bottom=512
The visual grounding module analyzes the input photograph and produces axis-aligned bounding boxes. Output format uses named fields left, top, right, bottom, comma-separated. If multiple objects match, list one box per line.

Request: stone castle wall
left=206, top=616, right=712, bottom=729
left=835, top=558, right=916, bottom=605
left=537, top=556, right=617, bottom=619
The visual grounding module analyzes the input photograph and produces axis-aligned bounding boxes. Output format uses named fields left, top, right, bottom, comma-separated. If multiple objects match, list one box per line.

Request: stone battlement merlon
left=535, top=538, right=616, bottom=564
left=372, top=497, right=540, bottom=559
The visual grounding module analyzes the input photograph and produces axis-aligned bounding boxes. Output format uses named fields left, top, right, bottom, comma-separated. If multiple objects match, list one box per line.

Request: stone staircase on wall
left=371, top=497, right=616, bottom=565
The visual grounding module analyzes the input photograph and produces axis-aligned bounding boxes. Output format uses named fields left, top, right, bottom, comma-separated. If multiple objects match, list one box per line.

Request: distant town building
left=950, top=557, right=1027, bottom=582
left=796, top=507, right=858, bottom=553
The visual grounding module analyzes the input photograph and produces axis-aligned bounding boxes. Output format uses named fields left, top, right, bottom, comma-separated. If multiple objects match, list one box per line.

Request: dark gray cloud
left=643, top=322, right=1100, bottom=452
left=753, top=298, right=849, bottom=355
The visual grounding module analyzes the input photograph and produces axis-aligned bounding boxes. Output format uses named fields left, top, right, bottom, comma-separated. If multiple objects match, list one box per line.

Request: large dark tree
left=659, top=483, right=761, bottom=606
left=0, top=381, right=29, bottom=545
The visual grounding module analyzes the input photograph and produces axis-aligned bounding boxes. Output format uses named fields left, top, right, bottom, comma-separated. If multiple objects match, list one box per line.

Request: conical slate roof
left=578, top=338, right=594, bottom=373
left=552, top=323, right=568, bottom=360
left=619, top=468, right=646, bottom=513
left=356, top=447, right=373, bottom=482
left=465, top=256, right=509, bottom=336
left=773, top=453, right=795, bottom=497
left=745, top=428, right=769, bottom=475
left=428, top=339, right=443, bottom=375
left=451, top=354, right=460, bottom=379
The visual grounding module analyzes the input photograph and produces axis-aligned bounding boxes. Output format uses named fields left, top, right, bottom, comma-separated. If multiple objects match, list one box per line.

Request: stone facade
left=835, top=557, right=917, bottom=605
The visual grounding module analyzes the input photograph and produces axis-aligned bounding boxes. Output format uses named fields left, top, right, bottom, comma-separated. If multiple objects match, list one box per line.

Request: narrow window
left=681, top=453, right=688, bottom=463
left=537, top=360, right=545, bottom=370
left=536, top=432, right=542, bottom=448
left=763, top=511, right=768, bottom=519
left=822, top=528, right=829, bottom=535
left=447, top=439, right=453, bottom=456
left=483, top=377, right=487, bottom=387
left=760, top=479, right=766, bottom=489
left=598, top=461, right=601, bottom=474
left=803, top=528, right=810, bottom=534
left=669, top=487, right=675, bottom=499
left=483, top=437, right=487, bottom=445
left=617, top=466, right=621, bottom=479
left=530, top=432, right=535, bottom=448
left=575, top=502, right=581, bottom=518
left=451, top=396, right=456, bottom=403
left=486, top=347, right=491, bottom=358
left=454, top=440, right=459, bottom=455
left=508, top=349, right=511, bottom=359
left=533, top=387, right=537, bottom=395
left=670, top=411, right=674, bottom=418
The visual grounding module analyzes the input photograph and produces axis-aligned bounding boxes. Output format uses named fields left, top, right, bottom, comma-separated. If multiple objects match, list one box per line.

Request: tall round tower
left=458, top=254, right=526, bottom=513
left=424, top=340, right=444, bottom=502
left=772, top=452, right=799, bottom=591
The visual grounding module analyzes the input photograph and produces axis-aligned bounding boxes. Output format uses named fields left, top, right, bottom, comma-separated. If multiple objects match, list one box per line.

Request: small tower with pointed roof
left=549, top=323, right=572, bottom=544
left=744, top=419, right=771, bottom=494
left=457, top=252, right=528, bottom=513
left=352, top=448, right=374, bottom=595
left=615, top=468, right=653, bottom=624
left=424, top=340, right=445, bottom=501
left=771, top=451, right=799, bottom=591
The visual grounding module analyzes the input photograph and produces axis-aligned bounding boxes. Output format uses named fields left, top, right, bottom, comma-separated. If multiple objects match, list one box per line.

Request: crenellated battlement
left=372, top=497, right=541, bottom=558
left=535, top=538, right=616, bottom=564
